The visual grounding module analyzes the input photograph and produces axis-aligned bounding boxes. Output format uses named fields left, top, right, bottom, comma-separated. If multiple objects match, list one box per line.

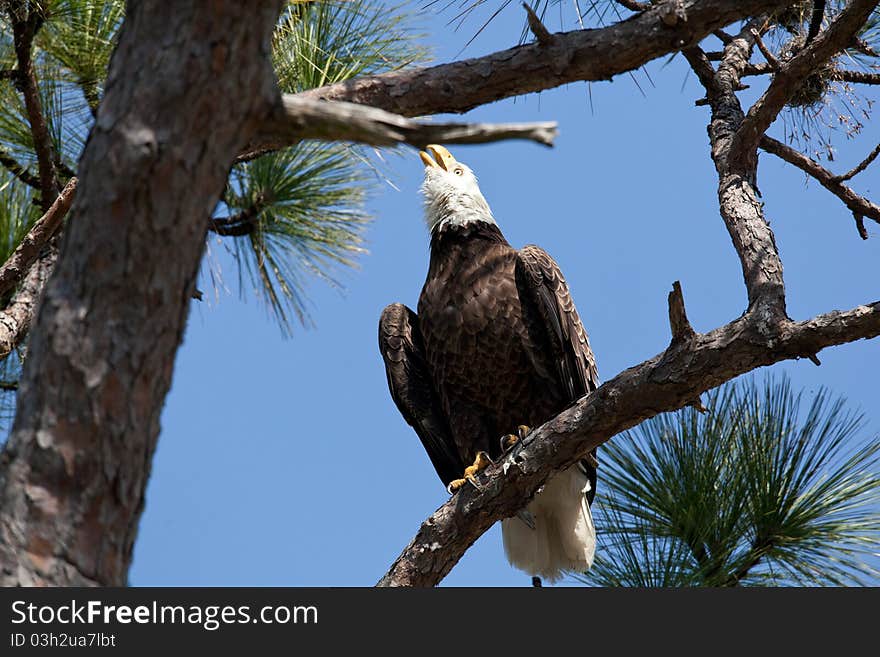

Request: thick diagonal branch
left=689, top=22, right=788, bottom=313
left=378, top=300, right=880, bottom=586
left=0, top=177, right=77, bottom=298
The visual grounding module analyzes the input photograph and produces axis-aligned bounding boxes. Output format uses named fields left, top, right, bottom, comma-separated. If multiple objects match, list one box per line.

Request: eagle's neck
left=423, top=191, right=497, bottom=232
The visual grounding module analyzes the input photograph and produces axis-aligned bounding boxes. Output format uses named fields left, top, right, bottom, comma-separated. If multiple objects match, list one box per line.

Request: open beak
left=419, top=144, right=457, bottom=171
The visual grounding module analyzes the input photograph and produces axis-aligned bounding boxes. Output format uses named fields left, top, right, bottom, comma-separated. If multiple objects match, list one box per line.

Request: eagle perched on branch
left=379, top=145, right=599, bottom=584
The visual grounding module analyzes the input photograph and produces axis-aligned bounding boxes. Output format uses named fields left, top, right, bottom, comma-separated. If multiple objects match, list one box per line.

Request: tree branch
left=209, top=194, right=267, bottom=237
left=523, top=3, right=553, bottom=45
left=759, top=135, right=880, bottom=237
left=615, top=0, right=651, bottom=10
left=0, top=178, right=77, bottom=298
left=668, top=280, right=696, bottom=343
left=832, top=69, right=880, bottom=85
left=742, top=62, right=773, bottom=76
left=241, top=96, right=558, bottom=162
left=378, top=299, right=880, bottom=586
left=730, top=0, right=880, bottom=169
left=0, top=240, right=57, bottom=359
left=0, top=146, right=40, bottom=188
left=834, top=142, right=880, bottom=182
left=266, top=1, right=797, bottom=129
left=689, top=20, right=789, bottom=312
left=750, top=28, right=780, bottom=70
left=6, top=1, right=59, bottom=211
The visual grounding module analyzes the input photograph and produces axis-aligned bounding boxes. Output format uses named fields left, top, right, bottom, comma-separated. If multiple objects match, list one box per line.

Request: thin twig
left=0, top=146, right=40, bottom=189
left=760, top=135, right=880, bottom=235
left=750, top=28, right=780, bottom=70
left=834, top=143, right=880, bottom=182
left=209, top=195, right=267, bottom=237
left=853, top=214, right=869, bottom=240
left=851, top=36, right=879, bottom=57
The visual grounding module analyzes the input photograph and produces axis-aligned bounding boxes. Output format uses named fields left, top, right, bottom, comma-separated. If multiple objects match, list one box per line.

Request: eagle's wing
left=378, top=303, right=464, bottom=487
left=515, top=245, right=599, bottom=502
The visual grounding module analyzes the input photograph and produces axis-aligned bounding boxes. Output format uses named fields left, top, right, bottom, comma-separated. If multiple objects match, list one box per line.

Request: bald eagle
left=379, top=145, right=598, bottom=584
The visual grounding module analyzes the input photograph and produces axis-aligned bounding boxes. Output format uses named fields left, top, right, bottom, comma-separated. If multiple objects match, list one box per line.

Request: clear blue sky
left=129, top=4, right=880, bottom=587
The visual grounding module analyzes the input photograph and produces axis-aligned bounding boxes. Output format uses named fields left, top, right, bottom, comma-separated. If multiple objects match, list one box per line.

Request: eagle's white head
left=419, top=144, right=496, bottom=233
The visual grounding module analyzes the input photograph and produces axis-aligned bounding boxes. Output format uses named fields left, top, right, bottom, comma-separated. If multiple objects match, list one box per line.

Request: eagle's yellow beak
left=419, top=144, right=457, bottom=171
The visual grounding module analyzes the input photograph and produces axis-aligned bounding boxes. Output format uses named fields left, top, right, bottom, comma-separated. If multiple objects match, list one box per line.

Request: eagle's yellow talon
left=501, top=425, right=532, bottom=453
left=501, top=434, right=518, bottom=452
left=447, top=478, right=467, bottom=494
left=447, top=451, right=493, bottom=495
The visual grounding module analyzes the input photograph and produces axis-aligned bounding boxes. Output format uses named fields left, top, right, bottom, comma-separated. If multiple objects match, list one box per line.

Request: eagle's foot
left=500, top=425, right=532, bottom=453
left=446, top=451, right=493, bottom=494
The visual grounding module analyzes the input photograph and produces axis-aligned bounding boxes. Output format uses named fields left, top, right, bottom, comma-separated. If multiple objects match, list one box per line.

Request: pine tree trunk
left=0, top=0, right=283, bottom=586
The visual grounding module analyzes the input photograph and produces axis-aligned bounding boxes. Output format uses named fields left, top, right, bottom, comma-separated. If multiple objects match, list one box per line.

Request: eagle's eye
left=453, top=167, right=464, bottom=176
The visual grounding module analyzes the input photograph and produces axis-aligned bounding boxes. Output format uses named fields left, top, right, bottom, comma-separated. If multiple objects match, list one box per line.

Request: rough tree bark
left=0, top=0, right=285, bottom=586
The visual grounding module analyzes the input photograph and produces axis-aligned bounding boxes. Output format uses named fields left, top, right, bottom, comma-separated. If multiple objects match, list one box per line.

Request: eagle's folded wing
left=378, top=303, right=463, bottom=487
left=515, top=245, right=599, bottom=502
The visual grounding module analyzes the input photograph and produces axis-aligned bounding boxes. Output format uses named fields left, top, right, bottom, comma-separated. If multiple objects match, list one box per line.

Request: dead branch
left=522, top=3, right=553, bottom=46
left=668, top=280, right=696, bottom=343
left=243, top=96, right=558, bottom=162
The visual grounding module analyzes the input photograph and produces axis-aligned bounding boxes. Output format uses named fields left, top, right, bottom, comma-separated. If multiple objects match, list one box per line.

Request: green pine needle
left=222, top=143, right=370, bottom=333
left=578, top=373, right=880, bottom=587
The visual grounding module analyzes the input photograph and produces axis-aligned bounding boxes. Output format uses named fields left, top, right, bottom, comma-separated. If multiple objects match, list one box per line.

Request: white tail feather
left=501, top=465, right=596, bottom=583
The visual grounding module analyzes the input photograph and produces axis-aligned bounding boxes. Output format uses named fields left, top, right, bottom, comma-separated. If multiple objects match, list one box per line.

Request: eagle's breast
left=417, top=222, right=562, bottom=459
